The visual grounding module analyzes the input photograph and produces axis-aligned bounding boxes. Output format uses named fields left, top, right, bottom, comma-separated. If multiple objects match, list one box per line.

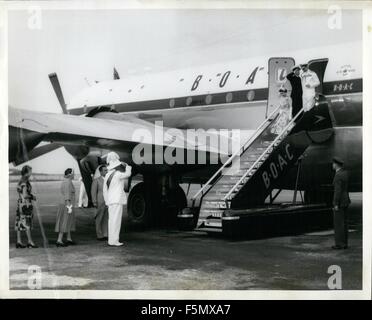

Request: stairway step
left=219, top=175, right=242, bottom=182
left=227, top=169, right=255, bottom=177
left=244, top=152, right=263, bottom=157
left=200, top=208, right=224, bottom=215
left=217, top=177, right=249, bottom=186
left=203, top=200, right=227, bottom=209
left=204, top=194, right=225, bottom=201
left=197, top=226, right=223, bottom=233
left=203, top=218, right=222, bottom=228
left=206, top=190, right=229, bottom=196
left=261, top=140, right=273, bottom=146
left=200, top=210, right=224, bottom=219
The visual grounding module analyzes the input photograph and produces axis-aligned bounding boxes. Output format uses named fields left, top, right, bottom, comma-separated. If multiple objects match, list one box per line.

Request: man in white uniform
left=103, top=152, right=132, bottom=246
left=300, top=64, right=320, bottom=112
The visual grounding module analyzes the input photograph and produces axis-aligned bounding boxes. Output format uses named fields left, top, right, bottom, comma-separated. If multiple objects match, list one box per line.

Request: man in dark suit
left=286, top=65, right=303, bottom=119
left=332, top=157, right=351, bottom=249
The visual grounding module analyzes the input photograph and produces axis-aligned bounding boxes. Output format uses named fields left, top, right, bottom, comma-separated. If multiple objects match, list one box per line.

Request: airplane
left=8, top=40, right=362, bottom=231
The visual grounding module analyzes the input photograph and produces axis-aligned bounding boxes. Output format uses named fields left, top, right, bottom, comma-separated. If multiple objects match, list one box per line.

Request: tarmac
left=8, top=180, right=362, bottom=290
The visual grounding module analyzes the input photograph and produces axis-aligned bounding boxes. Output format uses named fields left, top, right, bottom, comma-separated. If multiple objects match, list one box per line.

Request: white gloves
left=66, top=205, right=73, bottom=214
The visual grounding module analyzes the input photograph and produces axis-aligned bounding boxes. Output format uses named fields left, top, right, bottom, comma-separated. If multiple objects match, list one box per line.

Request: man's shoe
left=108, top=242, right=124, bottom=247
left=97, top=237, right=106, bottom=241
left=66, top=240, right=77, bottom=246
left=56, top=241, right=67, bottom=247
left=332, top=245, right=343, bottom=250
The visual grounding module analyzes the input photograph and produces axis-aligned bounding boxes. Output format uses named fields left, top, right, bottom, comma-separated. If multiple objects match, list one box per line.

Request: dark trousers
left=291, top=96, right=303, bottom=119
left=95, top=203, right=108, bottom=238
left=333, top=207, right=349, bottom=247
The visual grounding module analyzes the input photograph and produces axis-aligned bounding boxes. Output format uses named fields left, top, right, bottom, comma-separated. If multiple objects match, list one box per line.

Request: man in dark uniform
left=286, top=65, right=303, bottom=119
left=332, top=157, right=351, bottom=249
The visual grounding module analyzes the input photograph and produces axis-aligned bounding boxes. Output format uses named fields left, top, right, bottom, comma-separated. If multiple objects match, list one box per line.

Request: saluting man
left=300, top=64, right=320, bottom=112
left=332, top=157, right=351, bottom=250
left=286, top=65, right=303, bottom=119
left=103, top=152, right=132, bottom=247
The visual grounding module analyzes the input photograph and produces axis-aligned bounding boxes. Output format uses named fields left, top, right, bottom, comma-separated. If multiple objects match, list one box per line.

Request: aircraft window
left=226, top=92, right=233, bottom=103
left=205, top=95, right=213, bottom=105
left=247, top=90, right=255, bottom=101
left=209, top=79, right=212, bottom=82
left=186, top=97, right=193, bottom=106
left=236, top=75, right=240, bottom=78
left=169, top=99, right=175, bottom=108
left=140, top=85, right=144, bottom=89
left=179, top=78, right=184, bottom=82
left=216, top=73, right=221, bottom=77
left=128, top=89, right=132, bottom=93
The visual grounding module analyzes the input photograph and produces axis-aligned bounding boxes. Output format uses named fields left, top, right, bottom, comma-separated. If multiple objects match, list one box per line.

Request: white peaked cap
left=106, top=152, right=120, bottom=164
left=106, top=152, right=123, bottom=170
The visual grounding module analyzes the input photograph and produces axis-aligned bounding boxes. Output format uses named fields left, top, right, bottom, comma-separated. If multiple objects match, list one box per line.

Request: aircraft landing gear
left=127, top=175, right=187, bottom=229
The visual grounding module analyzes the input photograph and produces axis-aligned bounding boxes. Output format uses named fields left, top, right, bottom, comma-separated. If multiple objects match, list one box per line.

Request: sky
left=8, top=8, right=362, bottom=173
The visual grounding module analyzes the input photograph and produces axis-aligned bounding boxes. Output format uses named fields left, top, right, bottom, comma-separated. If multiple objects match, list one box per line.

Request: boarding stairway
left=187, top=95, right=334, bottom=234
left=178, top=57, right=334, bottom=234
left=189, top=105, right=305, bottom=232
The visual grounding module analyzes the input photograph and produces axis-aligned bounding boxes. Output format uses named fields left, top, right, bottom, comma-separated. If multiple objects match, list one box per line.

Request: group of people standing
left=271, top=63, right=320, bottom=135
left=13, top=63, right=351, bottom=251
left=15, top=151, right=132, bottom=249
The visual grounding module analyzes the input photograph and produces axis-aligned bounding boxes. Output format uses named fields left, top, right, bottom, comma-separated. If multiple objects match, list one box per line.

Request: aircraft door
left=266, top=57, right=295, bottom=118
left=307, top=58, right=329, bottom=94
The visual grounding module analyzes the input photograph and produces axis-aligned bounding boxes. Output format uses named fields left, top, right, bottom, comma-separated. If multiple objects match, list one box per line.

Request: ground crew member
left=332, top=157, right=351, bottom=250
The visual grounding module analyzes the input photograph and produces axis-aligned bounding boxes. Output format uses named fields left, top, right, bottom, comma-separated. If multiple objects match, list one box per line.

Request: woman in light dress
left=271, top=88, right=293, bottom=135
left=55, top=168, right=77, bottom=247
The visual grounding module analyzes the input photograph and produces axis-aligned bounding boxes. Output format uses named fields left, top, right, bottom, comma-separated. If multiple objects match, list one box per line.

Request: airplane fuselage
left=62, top=41, right=361, bottom=192
left=9, top=41, right=362, bottom=194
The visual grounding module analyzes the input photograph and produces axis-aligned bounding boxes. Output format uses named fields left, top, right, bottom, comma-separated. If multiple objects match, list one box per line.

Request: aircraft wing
left=9, top=107, right=239, bottom=157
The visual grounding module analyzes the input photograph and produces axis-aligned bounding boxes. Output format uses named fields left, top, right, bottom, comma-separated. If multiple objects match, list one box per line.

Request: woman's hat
left=292, top=65, right=301, bottom=71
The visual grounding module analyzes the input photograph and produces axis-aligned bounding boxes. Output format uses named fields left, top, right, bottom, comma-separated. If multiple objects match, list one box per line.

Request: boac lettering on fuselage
left=190, top=66, right=263, bottom=91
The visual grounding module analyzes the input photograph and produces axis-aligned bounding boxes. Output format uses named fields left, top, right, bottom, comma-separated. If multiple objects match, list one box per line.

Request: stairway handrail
left=191, top=105, right=281, bottom=205
left=223, top=107, right=305, bottom=204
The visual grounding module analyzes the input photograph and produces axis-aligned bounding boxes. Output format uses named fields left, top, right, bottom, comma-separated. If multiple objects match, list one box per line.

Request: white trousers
left=107, top=204, right=123, bottom=245
left=302, top=94, right=315, bottom=112
left=78, top=182, right=88, bottom=207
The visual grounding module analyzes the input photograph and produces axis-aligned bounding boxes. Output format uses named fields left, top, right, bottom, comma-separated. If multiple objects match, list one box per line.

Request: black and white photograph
left=0, top=1, right=370, bottom=300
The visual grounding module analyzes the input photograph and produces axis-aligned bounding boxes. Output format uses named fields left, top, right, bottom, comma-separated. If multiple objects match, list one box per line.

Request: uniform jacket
left=91, top=176, right=105, bottom=206
left=103, top=166, right=132, bottom=205
left=300, top=70, right=320, bottom=97
left=286, top=72, right=303, bottom=98
left=333, top=169, right=351, bottom=208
